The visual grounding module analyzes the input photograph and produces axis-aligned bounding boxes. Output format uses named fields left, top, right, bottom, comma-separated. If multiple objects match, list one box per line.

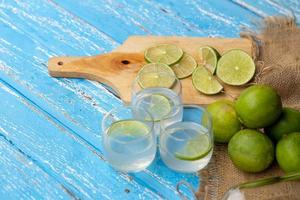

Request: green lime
left=265, top=108, right=300, bottom=142
left=107, top=120, right=150, bottom=138
left=216, top=49, right=255, bottom=86
left=171, top=53, right=197, bottom=79
left=228, top=129, right=274, bottom=173
left=138, top=63, right=175, bottom=88
left=235, top=85, right=282, bottom=128
left=148, top=94, right=171, bottom=121
left=175, top=134, right=212, bottom=161
left=207, top=100, right=241, bottom=143
left=276, top=132, right=300, bottom=172
left=192, top=65, right=223, bottom=95
left=198, top=46, right=219, bottom=74
left=144, top=44, right=183, bottom=65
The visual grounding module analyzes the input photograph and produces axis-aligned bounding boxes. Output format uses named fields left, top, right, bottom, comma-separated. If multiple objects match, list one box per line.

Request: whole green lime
left=265, top=108, right=300, bottom=142
left=207, top=100, right=241, bottom=143
left=235, top=85, right=282, bottom=128
left=276, top=132, right=300, bottom=173
left=228, top=129, right=274, bottom=173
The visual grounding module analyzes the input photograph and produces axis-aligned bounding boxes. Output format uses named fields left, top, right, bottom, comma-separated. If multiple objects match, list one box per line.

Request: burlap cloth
left=197, top=16, right=300, bottom=200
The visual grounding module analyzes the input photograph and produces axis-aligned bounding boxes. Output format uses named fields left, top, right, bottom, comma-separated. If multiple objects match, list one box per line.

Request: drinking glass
left=102, top=106, right=156, bottom=172
left=159, top=105, right=213, bottom=173
left=131, top=71, right=183, bottom=135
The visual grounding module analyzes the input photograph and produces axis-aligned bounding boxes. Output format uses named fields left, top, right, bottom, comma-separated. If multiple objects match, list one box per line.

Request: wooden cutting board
left=48, top=36, right=252, bottom=104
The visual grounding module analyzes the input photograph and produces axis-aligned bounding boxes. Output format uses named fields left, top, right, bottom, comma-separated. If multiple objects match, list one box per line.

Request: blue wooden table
left=0, top=1, right=298, bottom=199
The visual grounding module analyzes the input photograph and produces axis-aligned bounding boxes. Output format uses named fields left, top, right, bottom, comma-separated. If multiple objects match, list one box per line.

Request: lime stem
left=236, top=171, right=300, bottom=190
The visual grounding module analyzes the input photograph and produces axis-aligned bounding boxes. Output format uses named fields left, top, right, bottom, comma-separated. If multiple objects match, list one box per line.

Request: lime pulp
left=145, top=94, right=172, bottom=121
left=192, top=65, right=223, bottom=95
left=107, top=120, right=150, bottom=138
left=198, top=46, right=219, bottom=74
left=216, top=49, right=255, bottom=86
left=175, top=134, right=212, bottom=161
left=137, top=63, right=175, bottom=88
left=144, top=44, right=183, bottom=65
left=171, top=53, right=197, bottom=79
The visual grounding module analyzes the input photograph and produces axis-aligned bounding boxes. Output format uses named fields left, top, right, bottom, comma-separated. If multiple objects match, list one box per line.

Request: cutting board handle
left=48, top=52, right=145, bottom=101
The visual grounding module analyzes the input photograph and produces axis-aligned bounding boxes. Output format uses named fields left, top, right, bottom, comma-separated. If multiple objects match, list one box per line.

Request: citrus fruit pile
left=140, top=44, right=255, bottom=95
left=207, top=84, right=300, bottom=173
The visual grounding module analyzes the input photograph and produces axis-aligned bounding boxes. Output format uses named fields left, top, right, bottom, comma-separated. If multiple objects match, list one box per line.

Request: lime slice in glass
left=143, top=94, right=171, bottom=121
left=198, top=46, right=219, bottom=74
left=192, top=65, right=223, bottom=95
left=107, top=120, right=149, bottom=138
left=138, top=63, right=175, bottom=88
left=175, top=134, right=212, bottom=161
left=216, top=49, right=255, bottom=86
left=145, top=44, right=183, bottom=65
left=171, top=53, right=197, bottom=79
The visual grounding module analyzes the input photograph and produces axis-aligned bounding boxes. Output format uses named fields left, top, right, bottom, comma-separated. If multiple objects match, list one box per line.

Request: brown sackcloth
left=197, top=16, right=300, bottom=200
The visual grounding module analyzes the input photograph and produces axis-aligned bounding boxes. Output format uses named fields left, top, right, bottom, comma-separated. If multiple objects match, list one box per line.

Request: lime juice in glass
left=102, top=106, right=156, bottom=172
left=159, top=105, right=213, bottom=173
left=131, top=63, right=183, bottom=135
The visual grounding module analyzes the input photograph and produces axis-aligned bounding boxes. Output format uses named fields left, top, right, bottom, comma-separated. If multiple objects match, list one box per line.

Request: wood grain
left=0, top=0, right=296, bottom=199
left=0, top=1, right=198, bottom=198
left=0, top=81, right=162, bottom=200
left=49, top=36, right=252, bottom=104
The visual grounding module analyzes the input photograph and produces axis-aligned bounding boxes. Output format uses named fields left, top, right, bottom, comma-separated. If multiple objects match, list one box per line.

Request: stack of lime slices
left=139, top=43, right=256, bottom=96
left=144, top=44, right=197, bottom=80
left=193, top=48, right=255, bottom=95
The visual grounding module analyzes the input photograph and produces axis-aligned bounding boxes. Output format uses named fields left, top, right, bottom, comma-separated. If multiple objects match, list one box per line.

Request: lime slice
left=138, top=63, right=175, bottom=88
left=171, top=53, right=197, bottom=79
left=216, top=49, right=255, bottom=86
left=145, top=44, right=183, bottom=65
left=107, top=120, right=149, bottom=138
left=147, top=94, right=171, bottom=121
left=192, top=65, right=223, bottom=95
left=175, top=134, right=212, bottom=161
left=198, top=46, right=219, bottom=74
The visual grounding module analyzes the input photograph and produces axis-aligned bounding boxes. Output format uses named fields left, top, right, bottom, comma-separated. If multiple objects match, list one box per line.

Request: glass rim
left=159, top=105, right=213, bottom=151
left=182, top=104, right=213, bottom=130
left=102, top=105, right=155, bottom=144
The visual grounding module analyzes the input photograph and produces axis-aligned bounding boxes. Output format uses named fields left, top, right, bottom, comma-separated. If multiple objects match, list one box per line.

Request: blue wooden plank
left=272, top=0, right=300, bottom=17
left=231, top=0, right=299, bottom=20
left=0, top=136, right=72, bottom=199
left=0, top=81, right=162, bottom=200
left=0, top=0, right=199, bottom=198
left=2, top=0, right=292, bottom=198
left=53, top=0, right=206, bottom=42
left=150, top=0, right=261, bottom=37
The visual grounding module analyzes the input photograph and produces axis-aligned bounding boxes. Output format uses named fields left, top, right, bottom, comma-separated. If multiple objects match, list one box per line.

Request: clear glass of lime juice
left=159, top=105, right=213, bottom=173
left=102, top=106, right=156, bottom=172
left=131, top=69, right=183, bottom=135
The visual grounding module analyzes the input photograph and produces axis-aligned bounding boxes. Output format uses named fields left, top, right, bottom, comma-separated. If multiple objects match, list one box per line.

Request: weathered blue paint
left=0, top=0, right=297, bottom=199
